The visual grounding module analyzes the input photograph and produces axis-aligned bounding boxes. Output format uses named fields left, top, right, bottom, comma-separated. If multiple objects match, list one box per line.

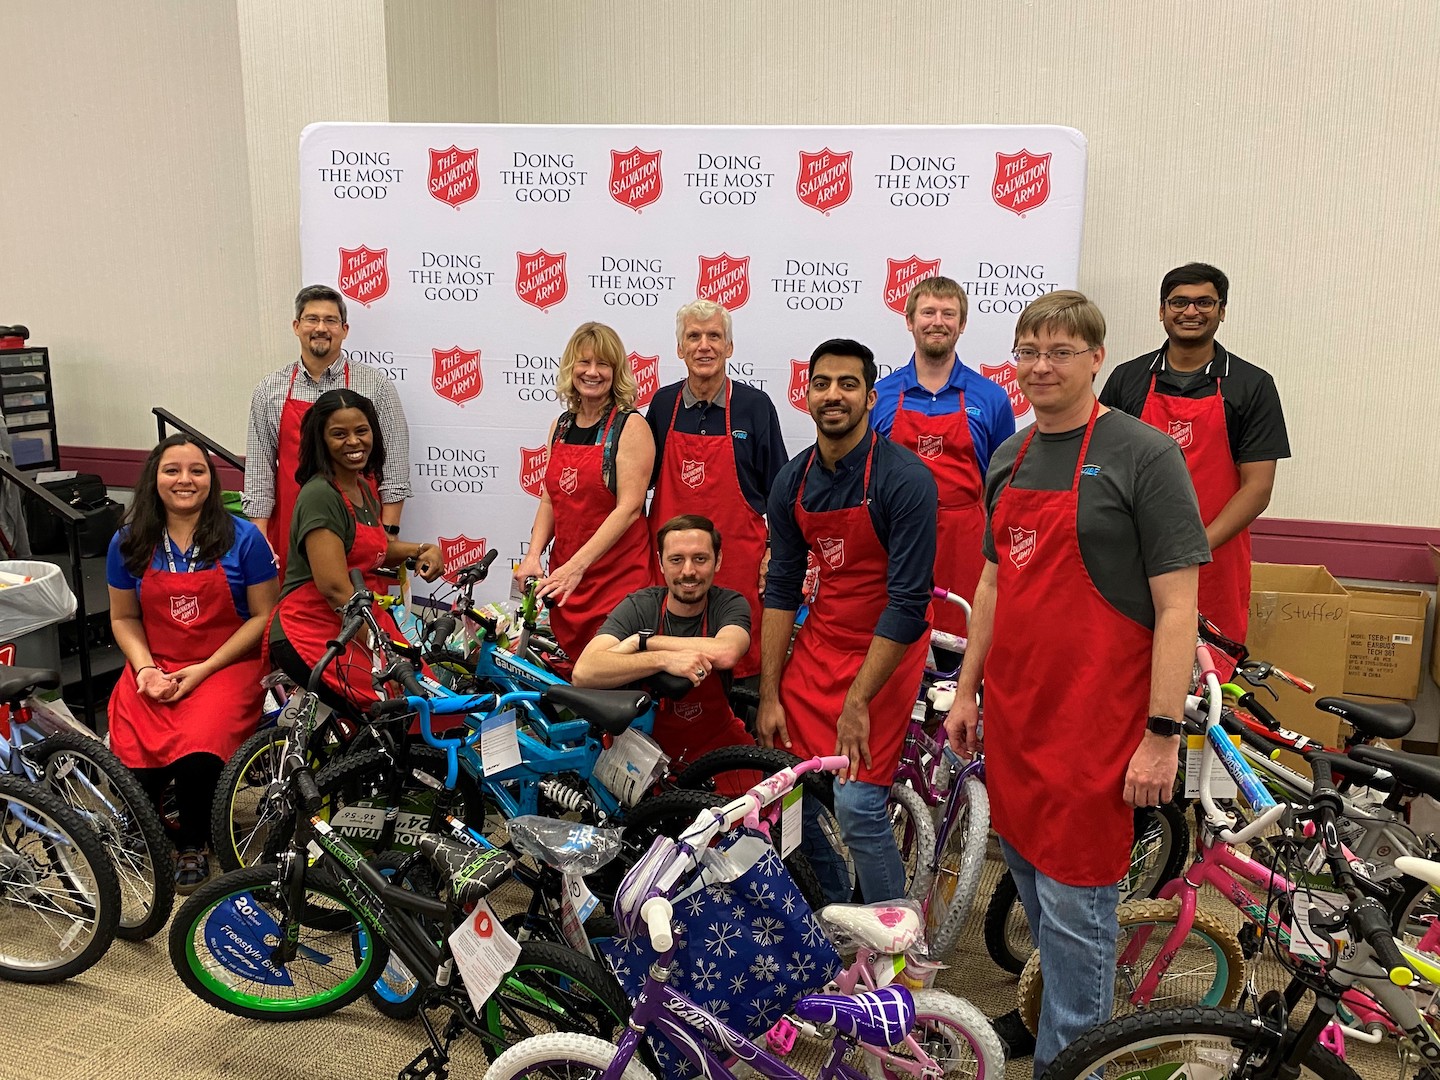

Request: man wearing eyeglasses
left=945, top=291, right=1209, bottom=1074
left=243, top=285, right=411, bottom=573
left=1100, top=263, right=1289, bottom=649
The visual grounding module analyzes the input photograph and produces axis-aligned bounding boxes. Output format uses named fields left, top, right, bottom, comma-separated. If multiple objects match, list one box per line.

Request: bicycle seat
left=816, top=903, right=923, bottom=955
left=1348, top=745, right=1440, bottom=801
left=793, top=984, right=915, bottom=1047
left=541, top=685, right=651, bottom=735
left=1316, top=696, right=1414, bottom=741
left=0, top=665, right=60, bottom=701
left=418, top=833, right=516, bottom=907
left=507, top=815, right=621, bottom=874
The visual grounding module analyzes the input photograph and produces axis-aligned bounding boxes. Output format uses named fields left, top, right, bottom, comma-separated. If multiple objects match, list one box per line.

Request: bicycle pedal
left=765, top=1017, right=799, bottom=1055
left=398, top=1047, right=449, bottom=1080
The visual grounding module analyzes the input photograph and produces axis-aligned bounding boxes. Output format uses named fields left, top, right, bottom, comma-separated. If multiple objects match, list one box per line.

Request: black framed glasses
left=1012, top=346, right=1096, bottom=366
left=1164, top=296, right=1220, bottom=312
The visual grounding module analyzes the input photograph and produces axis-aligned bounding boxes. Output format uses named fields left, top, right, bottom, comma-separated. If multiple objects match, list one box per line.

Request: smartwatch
left=637, top=629, right=654, bottom=652
left=1145, top=715, right=1183, bottom=738
left=383, top=524, right=401, bottom=536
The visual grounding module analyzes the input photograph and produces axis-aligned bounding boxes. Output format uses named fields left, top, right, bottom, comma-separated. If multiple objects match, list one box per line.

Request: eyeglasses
left=1012, top=346, right=1096, bottom=366
left=299, top=315, right=343, bottom=327
left=1164, top=296, right=1220, bottom=313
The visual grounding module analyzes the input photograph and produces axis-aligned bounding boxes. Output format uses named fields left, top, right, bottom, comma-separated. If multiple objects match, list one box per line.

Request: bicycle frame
left=0, top=695, right=113, bottom=841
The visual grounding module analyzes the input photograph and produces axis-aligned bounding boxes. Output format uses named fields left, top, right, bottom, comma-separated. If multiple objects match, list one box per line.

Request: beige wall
left=2, top=1, right=1435, bottom=527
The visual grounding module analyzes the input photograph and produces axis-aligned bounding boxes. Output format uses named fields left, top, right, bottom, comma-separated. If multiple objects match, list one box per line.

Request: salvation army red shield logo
left=516, top=250, right=568, bottom=311
left=673, top=701, right=703, bottom=722
left=428, top=145, right=479, bottom=209
left=992, top=150, right=1052, bottom=216
left=818, top=537, right=845, bottom=570
left=609, top=147, right=663, bottom=211
left=787, top=359, right=810, bottom=413
left=796, top=148, right=853, bottom=213
left=559, top=466, right=579, bottom=495
left=1167, top=420, right=1194, bottom=449
left=338, top=246, right=389, bottom=307
left=170, top=595, right=200, bottom=625
left=916, top=434, right=944, bottom=460
left=980, top=361, right=1027, bottom=419
left=432, top=347, right=482, bottom=405
left=680, top=460, right=705, bottom=489
left=439, top=535, right=486, bottom=585
left=519, top=446, right=548, bottom=499
left=883, top=256, right=943, bottom=315
left=1008, top=526, right=1037, bottom=569
left=0, top=645, right=13, bottom=665
left=630, top=352, right=660, bottom=408
left=696, top=253, right=750, bottom=310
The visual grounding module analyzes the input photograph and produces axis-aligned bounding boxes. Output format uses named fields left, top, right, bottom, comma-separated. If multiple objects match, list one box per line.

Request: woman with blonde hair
left=514, top=321, right=655, bottom=662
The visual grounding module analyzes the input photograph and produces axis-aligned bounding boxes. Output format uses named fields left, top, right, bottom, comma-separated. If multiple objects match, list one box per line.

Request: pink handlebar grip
left=1194, top=643, right=1219, bottom=681
left=816, top=755, right=850, bottom=773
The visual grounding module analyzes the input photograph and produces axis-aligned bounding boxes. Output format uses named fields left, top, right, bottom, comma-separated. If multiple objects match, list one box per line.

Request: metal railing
left=153, top=407, right=245, bottom=473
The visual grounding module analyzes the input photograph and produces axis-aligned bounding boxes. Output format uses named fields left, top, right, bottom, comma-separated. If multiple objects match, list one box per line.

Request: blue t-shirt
left=871, top=356, right=1016, bottom=478
left=106, top=515, right=278, bottom=619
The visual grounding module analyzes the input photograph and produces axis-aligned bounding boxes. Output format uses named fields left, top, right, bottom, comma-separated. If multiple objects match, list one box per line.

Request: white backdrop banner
left=299, top=123, right=1087, bottom=605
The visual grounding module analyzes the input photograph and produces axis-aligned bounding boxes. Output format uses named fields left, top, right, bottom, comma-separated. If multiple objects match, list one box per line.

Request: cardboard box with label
left=1344, top=585, right=1429, bottom=700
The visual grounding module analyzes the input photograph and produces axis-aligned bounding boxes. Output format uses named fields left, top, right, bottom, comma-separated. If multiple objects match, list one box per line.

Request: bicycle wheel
left=482, top=939, right=632, bottom=1048
left=925, top=775, right=989, bottom=959
left=0, top=775, right=121, bottom=982
left=28, top=730, right=176, bottom=940
left=980, top=870, right=1028, bottom=974
left=1043, top=1006, right=1360, bottom=1080
left=211, top=728, right=292, bottom=873
left=169, top=863, right=388, bottom=1020
left=1016, top=897, right=1245, bottom=1035
left=1124, top=802, right=1190, bottom=901
left=1387, top=871, right=1440, bottom=952
left=890, top=781, right=936, bottom=902
left=483, top=1031, right=656, bottom=1080
left=863, top=989, right=1004, bottom=1080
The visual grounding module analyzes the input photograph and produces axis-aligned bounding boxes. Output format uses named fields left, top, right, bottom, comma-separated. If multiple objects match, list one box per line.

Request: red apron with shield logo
left=984, top=406, right=1153, bottom=886
left=648, top=385, right=769, bottom=678
left=269, top=362, right=349, bottom=576
left=543, top=410, right=653, bottom=662
left=108, top=558, right=265, bottom=769
left=780, top=441, right=932, bottom=786
left=889, top=391, right=986, bottom=628
left=1140, top=375, right=1248, bottom=646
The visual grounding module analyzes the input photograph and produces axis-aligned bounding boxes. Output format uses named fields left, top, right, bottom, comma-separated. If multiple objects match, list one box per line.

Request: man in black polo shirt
left=1100, top=262, right=1289, bottom=647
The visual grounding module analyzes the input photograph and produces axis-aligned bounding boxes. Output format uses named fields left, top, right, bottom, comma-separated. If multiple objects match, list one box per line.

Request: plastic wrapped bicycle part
left=594, top=728, right=670, bottom=807
left=613, top=833, right=680, bottom=938
left=927, top=680, right=957, bottom=714
left=507, top=816, right=622, bottom=875
left=817, top=899, right=927, bottom=957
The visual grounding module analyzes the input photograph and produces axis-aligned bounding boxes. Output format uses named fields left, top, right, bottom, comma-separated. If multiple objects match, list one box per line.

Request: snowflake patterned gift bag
left=599, top=829, right=843, bottom=1079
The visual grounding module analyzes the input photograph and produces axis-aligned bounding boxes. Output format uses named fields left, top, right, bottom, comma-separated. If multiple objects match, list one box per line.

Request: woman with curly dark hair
left=107, top=434, right=279, bottom=892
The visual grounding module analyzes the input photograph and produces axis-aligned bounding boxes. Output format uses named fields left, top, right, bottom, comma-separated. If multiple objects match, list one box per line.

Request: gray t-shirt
left=981, top=409, right=1211, bottom=628
left=597, top=585, right=751, bottom=642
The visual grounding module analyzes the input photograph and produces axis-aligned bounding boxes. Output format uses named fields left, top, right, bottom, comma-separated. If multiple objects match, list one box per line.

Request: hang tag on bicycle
left=480, top=709, right=522, bottom=777
left=1184, top=733, right=1240, bottom=799
left=1288, top=890, right=1350, bottom=962
left=779, top=787, right=803, bottom=858
left=448, top=900, right=521, bottom=1011
left=594, top=727, right=669, bottom=807
left=560, top=871, right=598, bottom=957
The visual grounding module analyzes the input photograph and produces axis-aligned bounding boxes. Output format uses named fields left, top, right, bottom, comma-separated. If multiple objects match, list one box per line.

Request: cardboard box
left=1430, top=545, right=1440, bottom=690
left=1343, top=586, right=1429, bottom=699
left=1246, top=564, right=1351, bottom=749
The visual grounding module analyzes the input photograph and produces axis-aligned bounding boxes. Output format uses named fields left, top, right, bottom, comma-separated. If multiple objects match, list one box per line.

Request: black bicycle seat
left=1315, top=696, right=1415, bottom=741
left=541, top=685, right=651, bottom=735
left=1348, top=744, right=1440, bottom=801
left=418, top=834, right=515, bottom=907
left=0, top=665, right=60, bottom=701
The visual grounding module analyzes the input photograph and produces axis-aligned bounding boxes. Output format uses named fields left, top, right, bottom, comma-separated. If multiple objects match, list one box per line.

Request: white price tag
left=780, top=787, right=803, bottom=858
left=560, top=872, right=599, bottom=958
left=480, top=709, right=522, bottom=777
left=448, top=901, right=522, bottom=1011
left=1184, top=733, right=1239, bottom=799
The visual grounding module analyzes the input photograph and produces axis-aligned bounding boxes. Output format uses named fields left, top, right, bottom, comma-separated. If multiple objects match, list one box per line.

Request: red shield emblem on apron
left=992, top=149, right=1052, bottom=216
left=516, top=249, right=568, bottom=311
left=519, top=446, right=548, bottom=498
left=680, top=460, right=705, bottom=489
left=432, top=346, right=483, bottom=405
left=338, top=246, right=389, bottom=307
left=438, top=534, right=486, bottom=585
left=980, top=361, right=1028, bottom=419
left=428, top=145, right=479, bottom=208
left=883, top=256, right=943, bottom=315
left=630, top=352, right=660, bottom=408
left=696, top=253, right=750, bottom=310
left=916, top=433, right=944, bottom=460
left=818, top=537, right=845, bottom=570
left=787, top=359, right=811, bottom=414
left=673, top=700, right=703, bottom=722
left=609, top=147, right=663, bottom=211
left=170, top=595, right=200, bottom=625
left=796, top=148, right=853, bottom=213
left=1007, top=526, right=1037, bottom=569
left=1167, top=419, right=1194, bottom=449
left=559, top=466, right=579, bottom=495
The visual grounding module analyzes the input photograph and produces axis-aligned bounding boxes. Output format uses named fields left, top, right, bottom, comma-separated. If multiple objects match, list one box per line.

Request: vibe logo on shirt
left=1007, top=527, right=1036, bottom=569
left=1080, top=464, right=1102, bottom=477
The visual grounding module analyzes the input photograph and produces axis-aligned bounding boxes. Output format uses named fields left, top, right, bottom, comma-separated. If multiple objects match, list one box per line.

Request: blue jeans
left=999, top=837, right=1119, bottom=1078
left=801, top=779, right=907, bottom=905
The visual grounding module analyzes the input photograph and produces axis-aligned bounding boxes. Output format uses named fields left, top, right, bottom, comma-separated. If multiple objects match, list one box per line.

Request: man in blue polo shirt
left=872, top=277, right=1014, bottom=640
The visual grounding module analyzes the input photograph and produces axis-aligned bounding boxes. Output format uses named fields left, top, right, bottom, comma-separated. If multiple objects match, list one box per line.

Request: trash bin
left=0, top=559, right=77, bottom=670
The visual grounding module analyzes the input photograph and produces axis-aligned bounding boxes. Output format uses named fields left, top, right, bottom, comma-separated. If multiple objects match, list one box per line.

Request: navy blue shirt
left=646, top=378, right=790, bottom=517
left=764, top=428, right=938, bottom=645
left=871, top=357, right=1016, bottom=477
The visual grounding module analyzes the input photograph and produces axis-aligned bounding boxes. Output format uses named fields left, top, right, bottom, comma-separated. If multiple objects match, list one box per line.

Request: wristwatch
left=1146, top=715, right=1183, bottom=738
left=636, top=629, right=654, bottom=652
left=383, top=524, right=401, bottom=536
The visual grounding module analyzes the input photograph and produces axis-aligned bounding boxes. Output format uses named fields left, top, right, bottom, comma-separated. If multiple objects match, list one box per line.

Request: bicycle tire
left=482, top=938, right=633, bottom=1047
left=1042, top=1005, right=1360, bottom=1080
left=169, top=863, right=388, bottom=1020
left=28, top=730, right=177, bottom=941
left=890, top=781, right=936, bottom=902
left=483, top=1031, right=656, bottom=1080
left=211, top=728, right=293, bottom=873
left=863, top=988, right=1005, bottom=1080
left=925, top=775, right=989, bottom=961
left=980, top=870, right=1027, bottom=974
left=365, top=852, right=442, bottom=1019
left=1016, top=897, right=1245, bottom=1035
left=0, top=774, right=121, bottom=982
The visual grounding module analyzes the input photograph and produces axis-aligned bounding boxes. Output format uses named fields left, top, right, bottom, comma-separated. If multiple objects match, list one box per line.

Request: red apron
left=889, top=389, right=986, bottom=628
left=543, top=409, right=653, bottom=661
left=984, top=405, right=1153, bottom=886
left=648, top=595, right=752, bottom=786
left=269, top=362, right=349, bottom=576
left=648, top=384, right=769, bottom=677
left=1139, top=374, right=1249, bottom=645
left=108, top=547, right=265, bottom=769
left=780, top=440, right=932, bottom=786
